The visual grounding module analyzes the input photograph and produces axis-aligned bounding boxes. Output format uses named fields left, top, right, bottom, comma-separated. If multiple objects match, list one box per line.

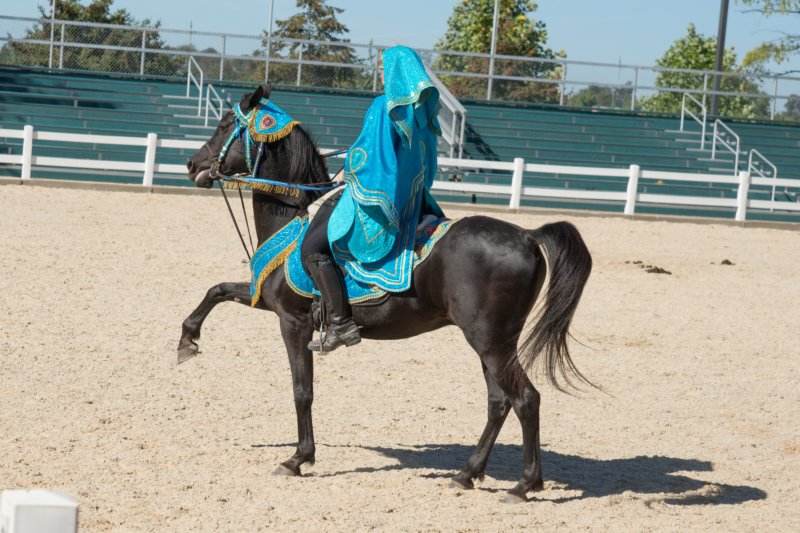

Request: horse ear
left=248, top=86, right=265, bottom=109
left=263, top=82, right=272, bottom=100
left=239, top=86, right=265, bottom=112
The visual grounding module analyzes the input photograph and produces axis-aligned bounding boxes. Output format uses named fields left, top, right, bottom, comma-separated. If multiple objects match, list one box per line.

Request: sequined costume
left=301, top=45, right=443, bottom=352
left=327, top=46, right=444, bottom=284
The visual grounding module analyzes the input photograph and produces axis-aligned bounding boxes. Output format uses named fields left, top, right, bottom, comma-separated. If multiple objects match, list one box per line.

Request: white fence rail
left=1, top=125, right=799, bottom=222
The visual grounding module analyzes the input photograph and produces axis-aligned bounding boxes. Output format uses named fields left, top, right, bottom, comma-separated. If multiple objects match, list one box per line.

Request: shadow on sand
left=253, top=441, right=766, bottom=505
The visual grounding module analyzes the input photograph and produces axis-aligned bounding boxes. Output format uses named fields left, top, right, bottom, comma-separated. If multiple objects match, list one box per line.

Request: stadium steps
left=1, top=66, right=797, bottom=221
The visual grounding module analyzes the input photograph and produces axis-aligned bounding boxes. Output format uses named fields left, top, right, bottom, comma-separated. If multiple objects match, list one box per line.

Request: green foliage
left=262, top=0, right=367, bottom=89
left=780, top=94, right=800, bottom=118
left=1, top=0, right=179, bottom=75
left=434, top=0, right=564, bottom=102
left=640, top=24, right=769, bottom=118
left=570, top=84, right=633, bottom=109
left=738, top=0, right=800, bottom=71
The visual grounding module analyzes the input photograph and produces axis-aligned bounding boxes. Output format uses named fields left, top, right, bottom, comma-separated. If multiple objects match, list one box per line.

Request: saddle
left=249, top=216, right=455, bottom=307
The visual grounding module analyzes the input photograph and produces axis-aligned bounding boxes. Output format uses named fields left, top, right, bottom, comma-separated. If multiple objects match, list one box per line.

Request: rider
left=301, top=45, right=444, bottom=352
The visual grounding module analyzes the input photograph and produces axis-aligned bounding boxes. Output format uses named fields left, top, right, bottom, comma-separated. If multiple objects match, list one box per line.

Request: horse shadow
left=255, top=442, right=766, bottom=505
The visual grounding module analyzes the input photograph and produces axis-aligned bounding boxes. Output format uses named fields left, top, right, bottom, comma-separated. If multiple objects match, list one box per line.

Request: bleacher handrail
left=425, top=66, right=467, bottom=159
left=711, top=119, right=741, bottom=175
left=186, top=56, right=203, bottom=116
left=680, top=92, right=707, bottom=150
left=3, top=125, right=800, bottom=222
left=204, top=83, right=225, bottom=127
left=748, top=149, right=779, bottom=204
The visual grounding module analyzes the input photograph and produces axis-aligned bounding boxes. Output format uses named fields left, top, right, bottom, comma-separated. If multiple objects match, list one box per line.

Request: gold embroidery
left=251, top=243, right=297, bottom=307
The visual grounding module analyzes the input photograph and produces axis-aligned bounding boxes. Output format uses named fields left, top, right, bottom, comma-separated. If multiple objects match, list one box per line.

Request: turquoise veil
left=382, top=46, right=441, bottom=147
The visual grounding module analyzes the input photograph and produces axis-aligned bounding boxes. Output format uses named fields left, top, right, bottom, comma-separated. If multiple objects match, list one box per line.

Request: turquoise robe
left=327, top=46, right=444, bottom=291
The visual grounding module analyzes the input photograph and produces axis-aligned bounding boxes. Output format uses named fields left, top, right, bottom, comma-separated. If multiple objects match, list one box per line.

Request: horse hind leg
left=476, top=348, right=543, bottom=503
left=451, top=363, right=511, bottom=490
left=177, top=281, right=260, bottom=364
left=496, top=355, right=544, bottom=503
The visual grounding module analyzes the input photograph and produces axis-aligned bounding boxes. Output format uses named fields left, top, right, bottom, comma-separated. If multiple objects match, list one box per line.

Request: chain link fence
left=1, top=15, right=798, bottom=122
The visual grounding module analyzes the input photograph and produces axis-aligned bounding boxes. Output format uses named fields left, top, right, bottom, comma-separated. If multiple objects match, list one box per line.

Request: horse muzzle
left=193, top=168, right=214, bottom=189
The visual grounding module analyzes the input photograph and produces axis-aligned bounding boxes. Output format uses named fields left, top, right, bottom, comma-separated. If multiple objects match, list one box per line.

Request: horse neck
left=251, top=193, right=305, bottom=245
left=249, top=126, right=330, bottom=245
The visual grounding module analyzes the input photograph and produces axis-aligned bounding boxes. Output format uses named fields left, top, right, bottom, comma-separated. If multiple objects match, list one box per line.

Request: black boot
left=306, top=254, right=361, bottom=352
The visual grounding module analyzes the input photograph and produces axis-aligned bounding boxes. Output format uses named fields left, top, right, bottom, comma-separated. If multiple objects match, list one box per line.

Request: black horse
left=179, top=86, right=593, bottom=503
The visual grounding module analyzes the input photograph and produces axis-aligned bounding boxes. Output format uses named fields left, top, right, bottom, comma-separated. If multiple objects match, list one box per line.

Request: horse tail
left=518, top=221, right=594, bottom=393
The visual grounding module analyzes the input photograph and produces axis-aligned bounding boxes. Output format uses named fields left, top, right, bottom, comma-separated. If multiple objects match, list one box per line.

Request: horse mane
left=259, top=124, right=331, bottom=212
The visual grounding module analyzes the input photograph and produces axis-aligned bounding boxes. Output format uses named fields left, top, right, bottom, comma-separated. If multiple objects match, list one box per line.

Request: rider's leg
left=300, top=191, right=360, bottom=352
left=305, top=253, right=361, bottom=352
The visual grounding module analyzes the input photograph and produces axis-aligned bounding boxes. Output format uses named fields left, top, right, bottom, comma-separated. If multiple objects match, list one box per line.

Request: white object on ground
left=0, top=490, right=78, bottom=533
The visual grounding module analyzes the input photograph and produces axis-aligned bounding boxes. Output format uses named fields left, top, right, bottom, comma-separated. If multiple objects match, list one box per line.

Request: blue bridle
left=215, top=103, right=343, bottom=193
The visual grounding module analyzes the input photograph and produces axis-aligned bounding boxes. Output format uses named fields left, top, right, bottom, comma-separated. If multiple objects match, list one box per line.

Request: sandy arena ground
left=1, top=183, right=798, bottom=532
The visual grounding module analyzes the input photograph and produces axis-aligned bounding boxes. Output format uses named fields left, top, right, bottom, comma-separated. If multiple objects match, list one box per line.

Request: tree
left=261, top=0, right=365, bottom=89
left=640, top=24, right=769, bottom=119
left=2, top=0, right=177, bottom=75
left=780, top=94, right=800, bottom=119
left=739, top=0, right=800, bottom=73
left=434, top=0, right=564, bottom=103
left=570, top=84, right=633, bottom=109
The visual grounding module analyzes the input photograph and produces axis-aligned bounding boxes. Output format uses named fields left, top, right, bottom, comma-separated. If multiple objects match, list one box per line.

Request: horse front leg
left=177, top=282, right=261, bottom=364
left=272, top=312, right=316, bottom=476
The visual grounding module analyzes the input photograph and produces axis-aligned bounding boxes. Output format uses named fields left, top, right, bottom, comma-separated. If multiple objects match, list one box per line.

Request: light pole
left=265, top=0, right=275, bottom=82
left=486, top=0, right=500, bottom=100
left=711, top=0, right=730, bottom=117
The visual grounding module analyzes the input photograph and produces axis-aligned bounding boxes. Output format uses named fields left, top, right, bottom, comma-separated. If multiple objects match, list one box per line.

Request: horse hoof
left=449, top=478, right=474, bottom=490
left=176, top=341, right=198, bottom=364
left=273, top=464, right=299, bottom=477
left=501, top=492, right=528, bottom=505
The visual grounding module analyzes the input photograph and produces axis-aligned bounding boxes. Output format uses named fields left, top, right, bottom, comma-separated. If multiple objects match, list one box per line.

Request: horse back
left=351, top=216, right=546, bottom=340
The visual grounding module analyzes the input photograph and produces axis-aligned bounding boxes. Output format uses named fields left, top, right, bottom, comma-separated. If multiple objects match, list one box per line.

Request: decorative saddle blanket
left=250, top=216, right=456, bottom=306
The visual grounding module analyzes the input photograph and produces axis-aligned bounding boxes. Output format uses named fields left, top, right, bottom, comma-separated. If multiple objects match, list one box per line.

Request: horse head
left=186, top=85, right=270, bottom=188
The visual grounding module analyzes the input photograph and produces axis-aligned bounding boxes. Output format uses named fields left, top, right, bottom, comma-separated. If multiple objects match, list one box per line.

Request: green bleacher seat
left=1, top=65, right=798, bottom=222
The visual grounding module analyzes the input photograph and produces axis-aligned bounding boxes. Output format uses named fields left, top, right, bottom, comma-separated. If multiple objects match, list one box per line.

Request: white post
left=509, top=157, right=524, bottom=209
left=197, top=69, right=203, bottom=116
left=143, top=133, right=157, bottom=187
left=204, top=85, right=210, bottom=126
left=48, top=0, right=56, bottom=68
left=265, top=0, right=275, bottom=82
left=710, top=121, right=717, bottom=159
left=219, top=35, right=226, bottom=80
left=21, top=125, right=34, bottom=180
left=624, top=164, right=640, bottom=215
left=59, top=23, right=65, bottom=69
left=140, top=30, right=146, bottom=75
left=296, top=45, right=303, bottom=86
left=735, top=170, right=750, bottom=221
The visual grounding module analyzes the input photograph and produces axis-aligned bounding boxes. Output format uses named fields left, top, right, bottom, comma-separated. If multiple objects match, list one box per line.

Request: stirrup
left=308, top=318, right=361, bottom=353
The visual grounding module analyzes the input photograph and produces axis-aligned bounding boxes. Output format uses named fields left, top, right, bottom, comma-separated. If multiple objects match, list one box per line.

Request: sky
left=8, top=0, right=800, bottom=75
